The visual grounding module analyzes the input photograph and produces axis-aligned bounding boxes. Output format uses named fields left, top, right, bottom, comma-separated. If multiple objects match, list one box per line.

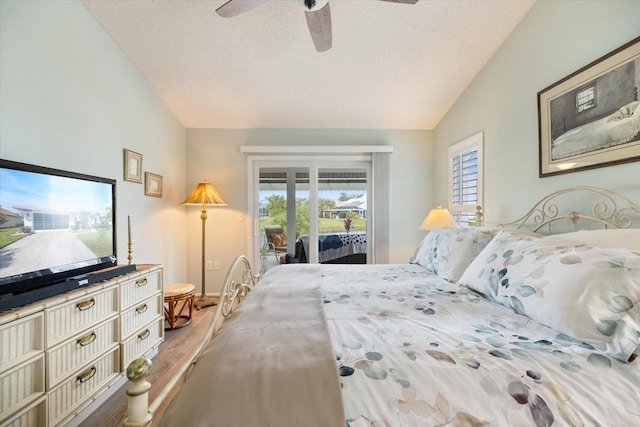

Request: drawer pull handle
left=76, top=366, right=97, bottom=384
left=77, top=332, right=97, bottom=347
left=138, top=329, right=151, bottom=341
left=135, top=278, right=148, bottom=287
left=76, top=298, right=96, bottom=311
left=136, top=304, right=148, bottom=314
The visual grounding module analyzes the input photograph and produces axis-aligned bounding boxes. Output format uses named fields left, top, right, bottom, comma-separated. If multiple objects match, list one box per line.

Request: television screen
left=0, top=159, right=118, bottom=311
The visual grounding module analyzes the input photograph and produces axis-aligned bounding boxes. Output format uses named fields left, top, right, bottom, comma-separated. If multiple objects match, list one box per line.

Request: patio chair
left=264, top=225, right=288, bottom=263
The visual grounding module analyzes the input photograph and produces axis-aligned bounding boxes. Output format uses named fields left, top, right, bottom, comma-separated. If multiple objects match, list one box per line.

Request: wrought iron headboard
left=497, top=186, right=640, bottom=234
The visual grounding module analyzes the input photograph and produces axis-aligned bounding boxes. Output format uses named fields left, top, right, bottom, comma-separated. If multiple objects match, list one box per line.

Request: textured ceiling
left=82, top=0, right=535, bottom=130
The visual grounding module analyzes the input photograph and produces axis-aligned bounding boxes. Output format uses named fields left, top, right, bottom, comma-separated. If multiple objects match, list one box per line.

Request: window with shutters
left=448, top=132, right=483, bottom=227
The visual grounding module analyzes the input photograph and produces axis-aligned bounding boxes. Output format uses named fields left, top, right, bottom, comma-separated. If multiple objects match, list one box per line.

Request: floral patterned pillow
left=459, top=229, right=640, bottom=362
left=549, top=229, right=640, bottom=251
left=409, top=227, right=497, bottom=282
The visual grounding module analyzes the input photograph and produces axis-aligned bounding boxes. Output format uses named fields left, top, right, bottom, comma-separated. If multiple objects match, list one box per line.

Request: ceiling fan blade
left=305, top=2, right=332, bottom=52
left=379, top=0, right=419, bottom=4
left=216, top=0, right=270, bottom=18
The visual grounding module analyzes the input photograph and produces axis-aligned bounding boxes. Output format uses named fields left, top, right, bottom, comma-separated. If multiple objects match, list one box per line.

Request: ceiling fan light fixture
left=298, top=0, right=329, bottom=12
left=217, top=0, right=419, bottom=52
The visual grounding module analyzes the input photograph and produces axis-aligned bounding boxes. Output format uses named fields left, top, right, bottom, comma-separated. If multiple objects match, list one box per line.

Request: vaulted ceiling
left=82, top=0, right=535, bottom=129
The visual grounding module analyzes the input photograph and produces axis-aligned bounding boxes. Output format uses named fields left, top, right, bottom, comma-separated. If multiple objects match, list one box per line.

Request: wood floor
left=80, top=306, right=216, bottom=427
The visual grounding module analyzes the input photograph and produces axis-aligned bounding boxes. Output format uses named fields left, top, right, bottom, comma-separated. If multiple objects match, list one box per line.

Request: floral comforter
left=317, top=264, right=640, bottom=427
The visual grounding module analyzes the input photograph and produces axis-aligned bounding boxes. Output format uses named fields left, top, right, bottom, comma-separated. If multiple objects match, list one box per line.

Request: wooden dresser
left=0, top=264, right=164, bottom=427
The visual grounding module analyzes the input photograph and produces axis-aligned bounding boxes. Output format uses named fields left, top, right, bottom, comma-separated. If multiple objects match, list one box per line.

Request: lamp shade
left=420, top=205, right=456, bottom=230
left=181, top=180, right=228, bottom=206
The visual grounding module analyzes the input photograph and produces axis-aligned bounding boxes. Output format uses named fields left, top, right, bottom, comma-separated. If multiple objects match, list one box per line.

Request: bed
left=295, top=232, right=367, bottom=264
left=123, top=186, right=640, bottom=427
left=552, top=100, right=640, bottom=161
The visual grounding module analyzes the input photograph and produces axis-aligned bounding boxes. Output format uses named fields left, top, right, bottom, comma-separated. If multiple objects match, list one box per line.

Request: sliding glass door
left=251, top=159, right=371, bottom=268
left=313, top=168, right=368, bottom=264
left=258, top=168, right=308, bottom=264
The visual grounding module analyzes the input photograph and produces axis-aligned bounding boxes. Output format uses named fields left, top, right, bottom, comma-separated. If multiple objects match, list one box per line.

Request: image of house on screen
left=12, top=205, right=103, bottom=232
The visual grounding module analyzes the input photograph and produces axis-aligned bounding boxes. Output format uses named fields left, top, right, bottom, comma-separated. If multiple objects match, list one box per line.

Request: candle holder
left=128, top=215, right=133, bottom=265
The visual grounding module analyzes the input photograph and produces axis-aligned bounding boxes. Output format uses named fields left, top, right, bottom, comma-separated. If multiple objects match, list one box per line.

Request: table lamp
left=420, top=205, right=456, bottom=230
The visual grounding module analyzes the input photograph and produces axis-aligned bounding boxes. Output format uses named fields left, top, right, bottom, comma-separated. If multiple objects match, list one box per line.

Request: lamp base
left=194, top=295, right=217, bottom=310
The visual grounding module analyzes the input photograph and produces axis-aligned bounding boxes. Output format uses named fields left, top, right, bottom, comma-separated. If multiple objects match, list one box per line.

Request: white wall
left=186, top=129, right=433, bottom=291
left=434, top=0, right=640, bottom=223
left=0, top=0, right=188, bottom=283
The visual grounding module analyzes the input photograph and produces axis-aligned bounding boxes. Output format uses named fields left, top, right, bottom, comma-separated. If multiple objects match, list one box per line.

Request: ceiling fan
left=216, top=0, right=419, bottom=52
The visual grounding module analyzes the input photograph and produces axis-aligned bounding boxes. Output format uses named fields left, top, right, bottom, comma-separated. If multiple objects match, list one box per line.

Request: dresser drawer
left=120, top=293, right=162, bottom=340
left=0, top=395, right=47, bottom=427
left=119, top=269, right=163, bottom=311
left=0, top=354, right=45, bottom=420
left=45, top=287, right=118, bottom=348
left=47, top=347, right=120, bottom=426
left=0, top=312, right=43, bottom=373
left=121, top=317, right=164, bottom=368
left=46, top=316, right=119, bottom=389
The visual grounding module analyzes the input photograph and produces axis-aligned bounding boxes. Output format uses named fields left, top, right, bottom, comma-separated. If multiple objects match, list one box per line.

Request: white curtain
left=372, top=152, right=390, bottom=263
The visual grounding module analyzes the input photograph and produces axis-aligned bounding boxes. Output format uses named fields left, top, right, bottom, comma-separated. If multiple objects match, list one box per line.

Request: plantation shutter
left=448, top=132, right=483, bottom=227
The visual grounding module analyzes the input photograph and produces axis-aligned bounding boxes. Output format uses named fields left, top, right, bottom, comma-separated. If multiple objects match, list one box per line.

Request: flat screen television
left=0, top=159, right=126, bottom=312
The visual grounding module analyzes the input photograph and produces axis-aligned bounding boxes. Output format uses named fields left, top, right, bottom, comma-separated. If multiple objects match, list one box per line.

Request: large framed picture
left=538, top=37, right=640, bottom=177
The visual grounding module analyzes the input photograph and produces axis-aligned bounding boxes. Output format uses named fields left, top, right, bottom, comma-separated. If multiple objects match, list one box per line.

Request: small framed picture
left=124, top=149, right=143, bottom=183
left=145, top=172, right=163, bottom=197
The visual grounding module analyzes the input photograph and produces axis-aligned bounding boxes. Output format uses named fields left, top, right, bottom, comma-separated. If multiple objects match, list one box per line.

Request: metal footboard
left=122, top=255, right=260, bottom=426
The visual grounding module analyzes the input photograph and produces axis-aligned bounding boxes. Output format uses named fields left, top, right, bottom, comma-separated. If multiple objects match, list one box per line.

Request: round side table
left=163, top=283, right=195, bottom=330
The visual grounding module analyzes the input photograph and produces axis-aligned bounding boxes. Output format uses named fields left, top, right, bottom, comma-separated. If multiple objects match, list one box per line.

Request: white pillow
left=549, top=229, right=640, bottom=251
left=459, top=229, right=640, bottom=362
left=409, top=227, right=497, bottom=282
